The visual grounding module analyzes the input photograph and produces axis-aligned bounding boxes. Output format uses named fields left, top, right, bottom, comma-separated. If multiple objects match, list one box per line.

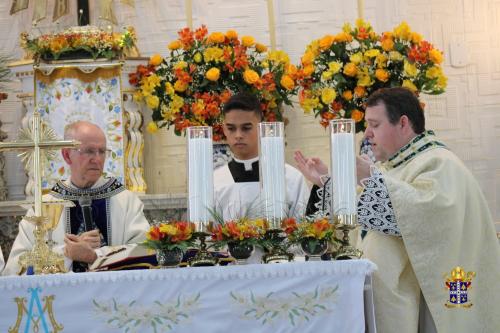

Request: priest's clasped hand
left=63, top=231, right=100, bottom=264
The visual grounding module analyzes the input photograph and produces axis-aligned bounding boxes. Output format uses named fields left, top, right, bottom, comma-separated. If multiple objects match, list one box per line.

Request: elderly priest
left=3, top=121, right=150, bottom=275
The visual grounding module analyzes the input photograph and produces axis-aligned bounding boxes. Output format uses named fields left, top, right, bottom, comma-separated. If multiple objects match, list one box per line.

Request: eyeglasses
left=73, top=148, right=110, bottom=158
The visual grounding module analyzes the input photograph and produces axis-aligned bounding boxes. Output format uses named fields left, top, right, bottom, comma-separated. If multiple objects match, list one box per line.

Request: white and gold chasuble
left=360, top=131, right=500, bottom=333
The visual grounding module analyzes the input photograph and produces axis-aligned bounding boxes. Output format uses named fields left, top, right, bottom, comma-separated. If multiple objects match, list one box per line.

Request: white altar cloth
left=0, top=260, right=376, bottom=333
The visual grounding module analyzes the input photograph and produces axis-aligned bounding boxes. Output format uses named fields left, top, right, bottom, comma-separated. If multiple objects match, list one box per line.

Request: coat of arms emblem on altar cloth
left=444, top=266, right=475, bottom=308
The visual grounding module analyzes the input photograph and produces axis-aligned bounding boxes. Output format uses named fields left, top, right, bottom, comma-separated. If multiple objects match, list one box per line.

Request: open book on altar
left=89, top=244, right=234, bottom=271
left=89, top=244, right=157, bottom=271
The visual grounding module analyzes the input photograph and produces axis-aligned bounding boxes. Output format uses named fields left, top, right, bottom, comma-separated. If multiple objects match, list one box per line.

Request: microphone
left=79, top=197, right=94, bottom=232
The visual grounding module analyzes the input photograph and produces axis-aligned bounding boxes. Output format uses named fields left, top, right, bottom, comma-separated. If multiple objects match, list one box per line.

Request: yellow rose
left=437, top=75, right=447, bottom=89
left=321, top=88, right=336, bottom=104
left=149, top=54, right=163, bottom=66
left=411, top=32, right=423, bottom=44
left=280, top=75, right=295, bottom=90
left=375, top=54, right=388, bottom=68
left=404, top=60, right=418, bottom=77
left=193, top=52, right=203, bottom=63
left=268, top=50, right=290, bottom=65
left=375, top=69, right=390, bottom=82
left=146, top=121, right=158, bottom=133
left=328, top=61, right=342, bottom=74
left=146, top=95, right=159, bottom=109
left=226, top=30, right=238, bottom=40
left=343, top=63, right=358, bottom=77
left=165, top=82, right=175, bottom=96
left=429, top=49, right=444, bottom=64
left=255, top=43, right=267, bottom=53
left=321, top=71, right=333, bottom=81
left=389, top=51, right=403, bottom=61
left=393, top=22, right=412, bottom=40
left=425, top=66, right=442, bottom=79
left=206, top=67, right=220, bottom=81
left=319, top=35, right=335, bottom=49
left=203, top=47, right=224, bottom=62
left=402, top=80, right=418, bottom=92
left=174, top=61, right=188, bottom=70
left=342, top=23, right=352, bottom=33
left=243, top=69, right=260, bottom=84
left=342, top=90, right=353, bottom=101
left=357, top=73, right=373, bottom=87
left=168, top=40, right=182, bottom=50
left=364, top=49, right=380, bottom=58
left=241, top=36, right=255, bottom=47
left=133, top=90, right=143, bottom=102
left=208, top=32, right=225, bottom=44
left=174, top=80, right=188, bottom=92
left=349, top=52, right=363, bottom=65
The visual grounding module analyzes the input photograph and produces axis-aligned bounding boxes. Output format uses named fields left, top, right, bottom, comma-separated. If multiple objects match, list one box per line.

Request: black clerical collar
left=228, top=158, right=259, bottom=183
left=51, top=177, right=125, bottom=200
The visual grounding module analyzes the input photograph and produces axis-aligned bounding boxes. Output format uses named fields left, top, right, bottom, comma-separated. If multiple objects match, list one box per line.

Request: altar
left=0, top=260, right=376, bottom=333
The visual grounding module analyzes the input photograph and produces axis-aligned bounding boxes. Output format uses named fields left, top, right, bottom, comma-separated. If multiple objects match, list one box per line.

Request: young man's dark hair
left=366, top=87, right=425, bottom=134
left=222, top=92, right=264, bottom=121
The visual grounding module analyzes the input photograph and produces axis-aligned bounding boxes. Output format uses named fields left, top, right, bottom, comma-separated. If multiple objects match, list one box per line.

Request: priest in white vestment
left=3, top=121, right=150, bottom=275
left=297, top=88, right=500, bottom=333
left=214, top=92, right=309, bottom=221
left=358, top=88, right=500, bottom=333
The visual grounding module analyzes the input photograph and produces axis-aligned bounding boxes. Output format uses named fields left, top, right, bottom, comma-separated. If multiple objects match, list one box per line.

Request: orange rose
left=241, top=36, right=255, bottom=47
left=225, top=30, right=238, bottom=40
left=375, top=68, right=390, bottom=82
left=342, top=90, right=353, bottom=101
left=174, top=80, right=188, bottom=92
left=168, top=40, right=182, bottom=50
left=208, top=32, right=225, bottom=44
left=343, top=63, right=358, bottom=77
left=149, top=54, right=163, bottom=66
left=354, top=86, right=366, bottom=97
left=319, top=35, right=335, bottom=49
left=302, top=65, right=315, bottom=77
left=206, top=67, right=220, bottom=81
left=280, top=75, right=295, bottom=90
left=243, top=69, right=260, bottom=84
left=255, top=43, right=268, bottom=53
left=351, top=109, right=364, bottom=123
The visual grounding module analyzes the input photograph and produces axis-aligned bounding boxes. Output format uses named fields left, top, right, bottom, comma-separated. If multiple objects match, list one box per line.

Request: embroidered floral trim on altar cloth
left=51, top=177, right=125, bottom=200
left=230, top=285, right=339, bottom=326
left=383, top=130, right=447, bottom=169
left=93, top=294, right=201, bottom=331
left=358, top=168, right=400, bottom=236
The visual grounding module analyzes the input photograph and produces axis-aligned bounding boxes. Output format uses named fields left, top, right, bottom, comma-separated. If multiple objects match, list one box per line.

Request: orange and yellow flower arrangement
left=130, top=25, right=299, bottom=141
left=143, top=221, right=196, bottom=251
left=297, top=20, right=447, bottom=132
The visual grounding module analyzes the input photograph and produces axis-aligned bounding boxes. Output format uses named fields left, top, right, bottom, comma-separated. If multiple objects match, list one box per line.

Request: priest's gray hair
left=64, top=121, right=104, bottom=140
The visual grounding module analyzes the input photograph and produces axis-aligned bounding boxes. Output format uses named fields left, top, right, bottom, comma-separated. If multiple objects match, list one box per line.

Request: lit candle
left=187, top=127, right=214, bottom=231
left=259, top=122, right=286, bottom=228
left=330, top=120, right=357, bottom=215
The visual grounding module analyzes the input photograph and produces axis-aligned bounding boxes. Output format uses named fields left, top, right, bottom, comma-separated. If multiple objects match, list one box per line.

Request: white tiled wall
left=0, top=0, right=499, bottom=230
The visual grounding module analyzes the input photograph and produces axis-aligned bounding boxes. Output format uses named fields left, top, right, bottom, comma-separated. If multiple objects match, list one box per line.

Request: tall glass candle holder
left=258, top=122, right=286, bottom=229
left=187, top=126, right=214, bottom=233
left=329, top=119, right=362, bottom=259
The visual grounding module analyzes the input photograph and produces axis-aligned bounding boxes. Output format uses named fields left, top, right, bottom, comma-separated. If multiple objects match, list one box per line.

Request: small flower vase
left=300, top=238, right=328, bottom=261
left=156, top=248, right=184, bottom=268
left=227, top=242, right=254, bottom=265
